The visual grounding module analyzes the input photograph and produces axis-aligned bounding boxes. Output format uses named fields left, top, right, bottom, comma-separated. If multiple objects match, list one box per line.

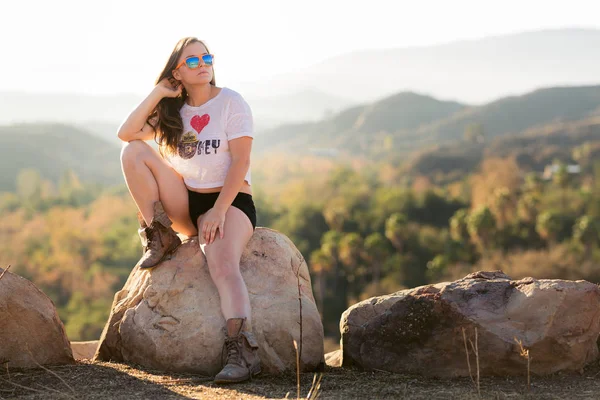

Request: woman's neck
left=185, top=84, right=214, bottom=107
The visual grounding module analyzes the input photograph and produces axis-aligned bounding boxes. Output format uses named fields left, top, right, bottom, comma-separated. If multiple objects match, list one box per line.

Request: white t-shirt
left=164, top=87, right=254, bottom=189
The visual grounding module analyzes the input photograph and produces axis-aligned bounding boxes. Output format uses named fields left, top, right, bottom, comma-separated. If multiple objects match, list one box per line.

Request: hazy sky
left=1, top=0, right=599, bottom=95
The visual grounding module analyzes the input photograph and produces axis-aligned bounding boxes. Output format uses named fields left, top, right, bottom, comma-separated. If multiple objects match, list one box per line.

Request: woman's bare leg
left=199, top=206, right=254, bottom=320
left=120, top=140, right=197, bottom=237
left=201, top=204, right=260, bottom=383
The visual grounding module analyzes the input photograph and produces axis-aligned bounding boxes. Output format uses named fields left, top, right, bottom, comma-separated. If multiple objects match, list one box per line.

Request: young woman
left=117, top=37, right=259, bottom=384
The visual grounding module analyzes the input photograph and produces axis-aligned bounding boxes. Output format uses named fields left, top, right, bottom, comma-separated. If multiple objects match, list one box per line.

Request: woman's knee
left=120, top=140, right=151, bottom=165
left=208, top=259, right=242, bottom=283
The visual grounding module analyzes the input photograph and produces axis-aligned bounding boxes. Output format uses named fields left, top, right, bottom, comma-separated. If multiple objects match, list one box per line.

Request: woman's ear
left=172, top=69, right=181, bottom=81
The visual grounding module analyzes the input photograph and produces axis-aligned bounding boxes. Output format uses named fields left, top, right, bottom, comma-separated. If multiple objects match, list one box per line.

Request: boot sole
left=213, top=367, right=261, bottom=384
left=138, top=239, right=182, bottom=270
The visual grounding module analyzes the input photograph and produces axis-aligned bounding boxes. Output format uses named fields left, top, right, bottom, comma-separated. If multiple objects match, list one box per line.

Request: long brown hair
left=148, top=37, right=216, bottom=157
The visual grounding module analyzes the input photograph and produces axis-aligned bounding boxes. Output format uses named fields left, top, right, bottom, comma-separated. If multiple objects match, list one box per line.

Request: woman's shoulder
left=222, top=87, right=252, bottom=113
left=221, top=86, right=245, bottom=101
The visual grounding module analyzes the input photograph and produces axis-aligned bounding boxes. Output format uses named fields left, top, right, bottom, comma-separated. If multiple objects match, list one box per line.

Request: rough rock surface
left=325, top=350, right=342, bottom=367
left=0, top=268, right=74, bottom=368
left=341, top=271, right=600, bottom=377
left=71, top=341, right=98, bottom=360
left=94, top=228, right=324, bottom=375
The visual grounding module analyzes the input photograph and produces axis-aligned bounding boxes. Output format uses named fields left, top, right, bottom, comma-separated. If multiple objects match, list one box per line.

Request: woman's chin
left=185, top=78, right=213, bottom=87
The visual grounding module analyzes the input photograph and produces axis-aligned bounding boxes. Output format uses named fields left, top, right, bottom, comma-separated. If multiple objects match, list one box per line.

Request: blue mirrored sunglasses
left=176, top=54, right=214, bottom=69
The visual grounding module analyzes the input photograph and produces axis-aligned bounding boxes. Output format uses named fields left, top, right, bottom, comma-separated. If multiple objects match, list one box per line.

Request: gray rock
left=340, top=271, right=600, bottom=377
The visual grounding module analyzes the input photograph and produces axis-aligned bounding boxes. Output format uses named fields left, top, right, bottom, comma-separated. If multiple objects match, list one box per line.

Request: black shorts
left=187, top=189, right=257, bottom=232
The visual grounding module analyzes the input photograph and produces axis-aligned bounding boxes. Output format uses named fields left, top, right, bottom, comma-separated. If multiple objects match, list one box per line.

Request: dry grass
left=293, top=340, right=322, bottom=399
left=514, top=338, right=532, bottom=392
left=0, top=264, right=11, bottom=281
left=3, top=359, right=600, bottom=399
left=462, top=327, right=480, bottom=397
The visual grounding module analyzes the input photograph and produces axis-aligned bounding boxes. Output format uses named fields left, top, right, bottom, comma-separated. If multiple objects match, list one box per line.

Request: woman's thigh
left=122, top=140, right=197, bottom=237
left=199, top=206, right=254, bottom=270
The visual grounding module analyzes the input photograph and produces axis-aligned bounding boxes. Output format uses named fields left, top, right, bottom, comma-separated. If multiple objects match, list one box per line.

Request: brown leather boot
left=214, top=318, right=261, bottom=384
left=137, top=201, right=181, bottom=270
left=137, top=210, right=148, bottom=247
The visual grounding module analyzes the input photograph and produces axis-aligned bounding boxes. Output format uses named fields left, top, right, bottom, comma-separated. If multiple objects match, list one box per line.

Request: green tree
left=517, top=193, right=541, bottom=223
left=309, top=249, right=333, bottom=316
left=536, top=211, right=563, bottom=245
left=467, top=206, right=497, bottom=252
left=272, top=204, right=328, bottom=256
left=16, top=168, right=42, bottom=203
left=572, top=143, right=592, bottom=167
left=338, top=233, right=364, bottom=301
left=588, top=161, right=600, bottom=217
left=464, top=122, right=485, bottom=144
left=319, top=230, right=346, bottom=335
left=320, top=230, right=342, bottom=290
left=450, top=209, right=470, bottom=242
left=363, top=232, right=390, bottom=289
left=385, top=213, right=409, bottom=252
left=493, top=187, right=512, bottom=227
left=573, top=215, right=600, bottom=258
left=370, top=188, right=417, bottom=232
left=426, top=254, right=448, bottom=282
left=323, top=197, right=349, bottom=231
left=552, top=162, right=570, bottom=210
left=524, top=172, right=544, bottom=196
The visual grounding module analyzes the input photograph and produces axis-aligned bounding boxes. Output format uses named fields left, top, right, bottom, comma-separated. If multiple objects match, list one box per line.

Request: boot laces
left=224, top=337, right=243, bottom=366
left=146, top=225, right=164, bottom=251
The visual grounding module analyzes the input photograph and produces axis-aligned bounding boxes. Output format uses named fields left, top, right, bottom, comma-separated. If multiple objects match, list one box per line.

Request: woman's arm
left=213, top=138, right=252, bottom=213
left=117, top=78, right=182, bottom=142
left=201, top=137, right=252, bottom=243
left=202, top=94, right=254, bottom=243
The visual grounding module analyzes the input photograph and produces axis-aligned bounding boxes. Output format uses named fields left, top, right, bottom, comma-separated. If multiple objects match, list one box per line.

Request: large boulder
left=0, top=268, right=74, bottom=368
left=341, top=271, right=600, bottom=377
left=94, top=228, right=324, bottom=375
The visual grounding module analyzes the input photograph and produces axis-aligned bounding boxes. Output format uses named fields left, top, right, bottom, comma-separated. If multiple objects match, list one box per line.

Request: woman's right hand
left=156, top=77, right=183, bottom=98
left=118, top=77, right=182, bottom=141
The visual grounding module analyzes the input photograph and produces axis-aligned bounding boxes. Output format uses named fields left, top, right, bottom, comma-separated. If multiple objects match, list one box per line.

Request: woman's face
left=172, top=42, right=213, bottom=86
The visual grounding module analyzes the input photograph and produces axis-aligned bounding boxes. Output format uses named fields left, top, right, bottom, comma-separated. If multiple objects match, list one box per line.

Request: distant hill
left=254, top=85, right=600, bottom=158
left=239, top=28, right=600, bottom=104
left=254, top=91, right=467, bottom=156
left=487, top=117, right=600, bottom=171
left=414, top=85, right=600, bottom=145
left=0, top=124, right=123, bottom=191
left=346, top=92, right=465, bottom=134
left=402, top=116, right=600, bottom=183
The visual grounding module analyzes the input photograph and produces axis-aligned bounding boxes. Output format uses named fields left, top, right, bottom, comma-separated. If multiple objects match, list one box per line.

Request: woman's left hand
left=201, top=207, right=227, bottom=244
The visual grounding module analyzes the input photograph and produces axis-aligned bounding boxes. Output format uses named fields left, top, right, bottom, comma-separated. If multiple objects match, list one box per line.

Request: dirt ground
left=3, top=358, right=600, bottom=400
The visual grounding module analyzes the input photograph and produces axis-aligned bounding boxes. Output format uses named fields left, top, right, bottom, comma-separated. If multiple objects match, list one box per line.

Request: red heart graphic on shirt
left=191, top=114, right=210, bottom=134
